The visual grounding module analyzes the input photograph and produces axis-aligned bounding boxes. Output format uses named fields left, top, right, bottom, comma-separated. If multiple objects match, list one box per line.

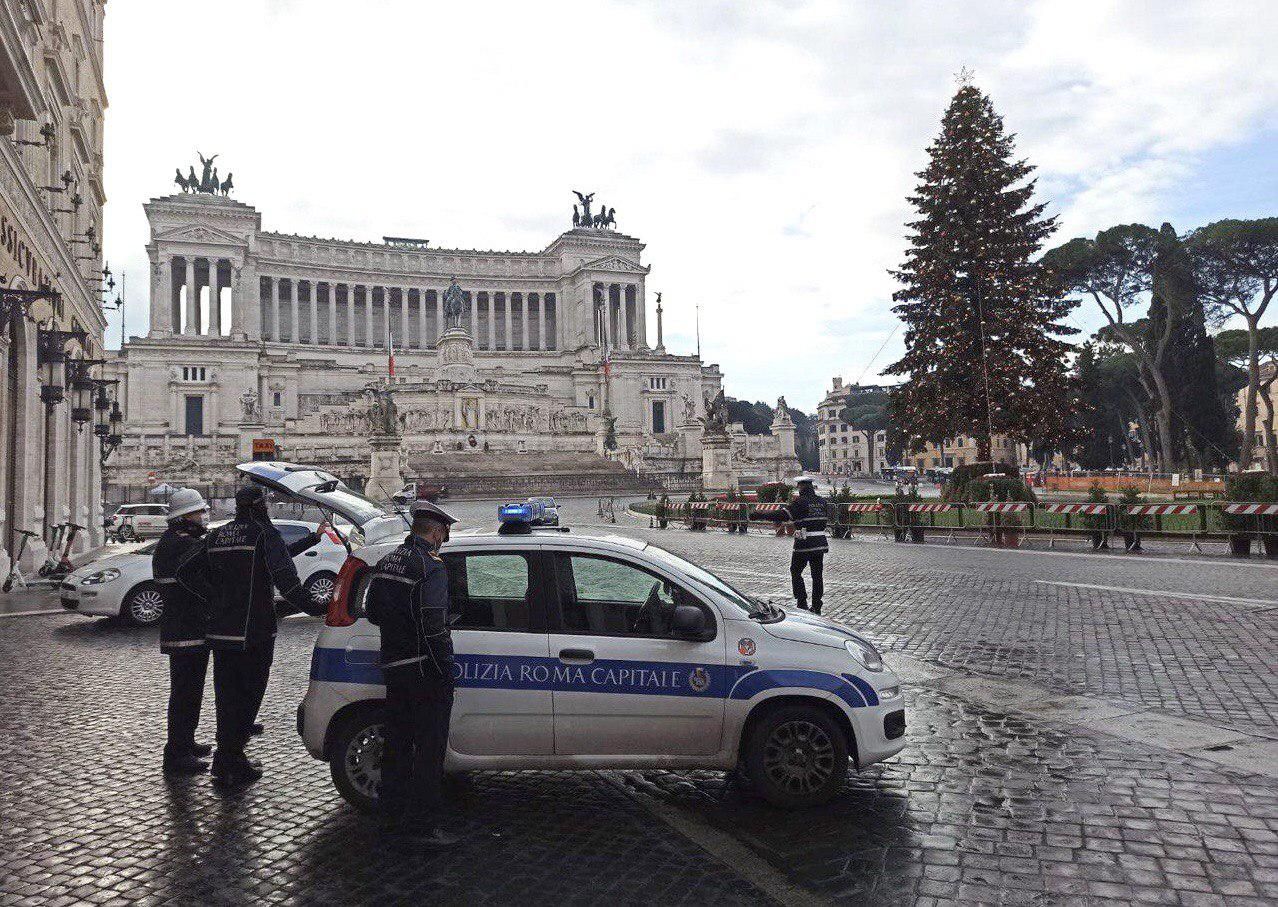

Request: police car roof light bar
left=497, top=501, right=542, bottom=535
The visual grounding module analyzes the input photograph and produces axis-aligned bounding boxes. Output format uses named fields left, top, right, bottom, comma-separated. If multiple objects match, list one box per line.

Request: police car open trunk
left=235, top=462, right=407, bottom=546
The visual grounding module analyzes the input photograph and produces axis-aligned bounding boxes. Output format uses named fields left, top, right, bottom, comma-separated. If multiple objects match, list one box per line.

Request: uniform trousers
left=790, top=550, right=825, bottom=607
left=165, top=647, right=210, bottom=757
left=212, top=637, right=275, bottom=759
left=380, top=669, right=454, bottom=826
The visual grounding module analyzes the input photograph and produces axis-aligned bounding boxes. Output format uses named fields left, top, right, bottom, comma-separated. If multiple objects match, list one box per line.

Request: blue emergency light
left=497, top=501, right=543, bottom=534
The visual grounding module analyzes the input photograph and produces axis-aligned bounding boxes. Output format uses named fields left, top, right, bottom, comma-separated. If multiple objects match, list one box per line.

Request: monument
left=362, top=383, right=405, bottom=502
left=699, top=389, right=735, bottom=493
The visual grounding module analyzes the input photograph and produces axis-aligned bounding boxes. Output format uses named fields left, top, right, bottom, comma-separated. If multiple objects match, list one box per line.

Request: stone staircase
left=405, top=450, right=662, bottom=499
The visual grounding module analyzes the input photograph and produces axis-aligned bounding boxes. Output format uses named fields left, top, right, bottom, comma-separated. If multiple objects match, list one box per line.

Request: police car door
left=548, top=551, right=726, bottom=757
left=441, top=546, right=554, bottom=756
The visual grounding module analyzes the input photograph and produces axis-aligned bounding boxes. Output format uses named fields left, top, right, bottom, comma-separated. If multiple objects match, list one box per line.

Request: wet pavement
left=1, top=496, right=1275, bottom=905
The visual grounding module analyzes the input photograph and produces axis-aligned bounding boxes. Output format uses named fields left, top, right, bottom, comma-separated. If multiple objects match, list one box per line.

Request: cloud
left=102, top=0, right=1278, bottom=410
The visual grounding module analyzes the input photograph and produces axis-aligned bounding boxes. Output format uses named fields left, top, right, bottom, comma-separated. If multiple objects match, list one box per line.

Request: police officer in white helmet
left=153, top=488, right=213, bottom=774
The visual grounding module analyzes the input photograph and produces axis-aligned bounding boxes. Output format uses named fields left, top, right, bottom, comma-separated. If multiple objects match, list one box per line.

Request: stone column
left=226, top=262, right=241, bottom=338
left=184, top=258, right=197, bottom=334
left=618, top=286, right=630, bottom=351
left=150, top=254, right=173, bottom=335
left=288, top=280, right=299, bottom=343
left=484, top=293, right=494, bottom=351
left=362, top=286, right=372, bottom=347
left=537, top=294, right=547, bottom=351
left=308, top=282, right=318, bottom=345
left=327, top=283, right=337, bottom=345
left=600, top=284, right=612, bottom=352
left=467, top=291, right=477, bottom=339
left=237, top=261, right=259, bottom=341
left=207, top=258, right=221, bottom=336
left=416, top=290, right=426, bottom=349
left=516, top=293, right=527, bottom=351
left=268, top=277, right=280, bottom=342
left=635, top=283, right=648, bottom=349
left=345, top=285, right=355, bottom=347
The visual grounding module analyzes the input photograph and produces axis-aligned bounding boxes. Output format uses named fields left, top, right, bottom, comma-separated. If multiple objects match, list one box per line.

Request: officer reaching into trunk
left=365, top=499, right=461, bottom=847
left=179, top=484, right=325, bottom=786
left=153, top=488, right=213, bottom=775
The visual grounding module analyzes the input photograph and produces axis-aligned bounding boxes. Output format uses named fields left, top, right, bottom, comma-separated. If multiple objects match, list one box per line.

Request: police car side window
left=556, top=554, right=706, bottom=639
left=277, top=523, right=310, bottom=545
left=442, top=553, right=533, bottom=632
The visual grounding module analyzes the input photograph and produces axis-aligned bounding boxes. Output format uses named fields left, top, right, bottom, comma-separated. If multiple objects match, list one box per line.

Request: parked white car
left=231, top=466, right=908, bottom=811
left=59, top=519, right=350, bottom=626
left=106, top=503, right=170, bottom=540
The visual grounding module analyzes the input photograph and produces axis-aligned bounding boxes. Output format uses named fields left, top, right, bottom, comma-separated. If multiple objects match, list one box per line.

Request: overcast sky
left=101, top=0, right=1278, bottom=411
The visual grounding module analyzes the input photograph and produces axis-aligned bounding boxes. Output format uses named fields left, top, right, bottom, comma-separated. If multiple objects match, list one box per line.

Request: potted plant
left=1115, top=486, right=1147, bottom=551
left=1082, top=483, right=1111, bottom=550
left=1224, top=471, right=1278, bottom=558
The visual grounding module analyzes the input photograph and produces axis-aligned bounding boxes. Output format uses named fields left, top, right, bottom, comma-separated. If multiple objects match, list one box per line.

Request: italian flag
left=386, top=319, right=395, bottom=377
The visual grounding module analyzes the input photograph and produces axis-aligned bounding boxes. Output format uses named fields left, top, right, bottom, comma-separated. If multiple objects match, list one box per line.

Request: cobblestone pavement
left=1, top=497, right=1275, bottom=905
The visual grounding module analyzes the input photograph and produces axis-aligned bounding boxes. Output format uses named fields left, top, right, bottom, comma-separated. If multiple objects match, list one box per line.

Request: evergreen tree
left=885, top=83, right=1078, bottom=461
left=1149, top=225, right=1235, bottom=468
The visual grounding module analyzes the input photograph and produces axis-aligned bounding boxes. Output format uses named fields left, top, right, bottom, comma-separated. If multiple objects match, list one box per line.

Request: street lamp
left=66, top=357, right=105, bottom=428
left=36, top=326, right=87, bottom=406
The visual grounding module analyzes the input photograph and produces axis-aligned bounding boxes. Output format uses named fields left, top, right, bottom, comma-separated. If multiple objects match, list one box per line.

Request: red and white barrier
left=843, top=503, right=884, bottom=512
left=753, top=503, right=787, bottom=514
left=907, top=503, right=953, bottom=512
left=690, top=502, right=712, bottom=511
left=971, top=502, right=1031, bottom=513
left=1039, top=503, right=1109, bottom=515
left=1125, top=504, right=1198, bottom=516
left=1223, top=503, right=1278, bottom=516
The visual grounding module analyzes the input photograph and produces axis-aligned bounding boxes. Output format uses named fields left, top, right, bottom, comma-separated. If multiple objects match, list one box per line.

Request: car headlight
left=844, top=636, right=884, bottom=672
left=80, top=568, right=120, bottom=586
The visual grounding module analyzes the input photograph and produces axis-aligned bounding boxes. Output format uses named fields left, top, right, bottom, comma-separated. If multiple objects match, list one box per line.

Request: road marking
left=0, top=608, right=64, bottom=618
left=1036, top=580, right=1278, bottom=609
left=601, top=773, right=827, bottom=907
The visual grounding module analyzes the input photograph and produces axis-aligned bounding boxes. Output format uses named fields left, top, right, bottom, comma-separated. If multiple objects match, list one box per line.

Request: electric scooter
left=2, top=529, right=40, bottom=593
left=38, top=522, right=85, bottom=580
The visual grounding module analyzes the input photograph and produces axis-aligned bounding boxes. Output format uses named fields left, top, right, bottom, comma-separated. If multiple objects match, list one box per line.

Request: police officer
left=180, top=485, right=325, bottom=786
left=365, top=500, right=461, bottom=847
left=153, top=488, right=213, bottom=774
left=783, top=476, right=829, bottom=614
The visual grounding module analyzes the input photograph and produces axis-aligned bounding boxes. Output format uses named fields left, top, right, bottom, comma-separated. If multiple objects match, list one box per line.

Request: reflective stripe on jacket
left=782, top=493, right=830, bottom=553
left=153, top=522, right=209, bottom=652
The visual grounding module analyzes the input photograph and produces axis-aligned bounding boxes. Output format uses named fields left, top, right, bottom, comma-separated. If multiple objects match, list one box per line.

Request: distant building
left=1, top=1, right=110, bottom=575
left=1236, top=362, right=1277, bottom=471
left=816, top=377, right=888, bottom=476
left=906, top=435, right=1024, bottom=472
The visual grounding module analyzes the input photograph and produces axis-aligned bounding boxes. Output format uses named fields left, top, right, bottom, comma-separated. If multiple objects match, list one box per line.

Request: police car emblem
left=688, top=667, right=710, bottom=692
left=738, top=638, right=756, bottom=657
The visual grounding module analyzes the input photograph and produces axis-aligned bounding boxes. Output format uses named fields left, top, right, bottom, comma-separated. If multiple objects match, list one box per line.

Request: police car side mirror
left=671, top=605, right=709, bottom=641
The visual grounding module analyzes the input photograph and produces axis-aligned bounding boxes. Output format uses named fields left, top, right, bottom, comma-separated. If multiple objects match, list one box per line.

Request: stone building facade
left=1, top=0, right=109, bottom=574
left=105, top=188, right=789, bottom=495
left=817, top=377, right=889, bottom=477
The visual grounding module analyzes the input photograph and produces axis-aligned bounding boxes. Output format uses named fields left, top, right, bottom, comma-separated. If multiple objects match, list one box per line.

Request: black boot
left=812, top=603, right=823, bottom=616
left=163, top=750, right=209, bottom=775
left=211, top=754, right=263, bottom=787
left=190, top=742, right=213, bottom=758
left=249, top=722, right=264, bottom=736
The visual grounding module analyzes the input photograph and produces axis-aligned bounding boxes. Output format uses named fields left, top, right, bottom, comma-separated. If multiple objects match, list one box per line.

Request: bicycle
left=2, top=529, right=41, bottom=593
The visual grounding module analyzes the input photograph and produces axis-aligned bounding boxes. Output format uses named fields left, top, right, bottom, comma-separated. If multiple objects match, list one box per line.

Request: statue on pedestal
left=701, top=389, right=729, bottom=436
left=443, top=279, right=466, bottom=330
left=364, top=384, right=400, bottom=436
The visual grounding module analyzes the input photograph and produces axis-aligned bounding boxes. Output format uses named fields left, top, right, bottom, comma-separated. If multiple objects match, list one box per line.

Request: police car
left=237, top=463, right=907, bottom=810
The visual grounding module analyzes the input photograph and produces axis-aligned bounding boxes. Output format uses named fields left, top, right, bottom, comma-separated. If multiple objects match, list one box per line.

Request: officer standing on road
left=783, top=476, right=830, bottom=614
left=365, top=500, right=461, bottom=847
left=153, top=488, right=213, bottom=775
left=179, top=485, right=325, bottom=786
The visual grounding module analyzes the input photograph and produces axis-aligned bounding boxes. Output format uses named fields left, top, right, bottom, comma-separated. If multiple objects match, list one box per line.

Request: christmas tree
left=885, top=80, right=1078, bottom=462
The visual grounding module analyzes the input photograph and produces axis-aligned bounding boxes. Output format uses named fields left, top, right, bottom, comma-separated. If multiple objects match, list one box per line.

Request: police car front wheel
left=744, top=704, right=849, bottom=808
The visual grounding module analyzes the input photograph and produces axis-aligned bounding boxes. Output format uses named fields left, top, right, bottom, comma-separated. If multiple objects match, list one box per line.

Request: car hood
left=68, top=550, right=146, bottom=579
left=761, top=609, right=864, bottom=650
left=236, top=461, right=407, bottom=543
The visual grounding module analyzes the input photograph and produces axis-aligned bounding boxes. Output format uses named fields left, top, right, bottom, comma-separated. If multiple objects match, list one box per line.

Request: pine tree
left=885, top=83, right=1078, bottom=462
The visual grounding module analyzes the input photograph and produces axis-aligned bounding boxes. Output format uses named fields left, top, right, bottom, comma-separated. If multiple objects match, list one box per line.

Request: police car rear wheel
left=329, top=710, right=385, bottom=813
left=745, top=705, right=848, bottom=808
left=122, top=583, right=164, bottom=627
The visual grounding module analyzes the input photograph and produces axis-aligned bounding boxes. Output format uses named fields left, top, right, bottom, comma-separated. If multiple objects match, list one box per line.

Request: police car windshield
left=642, top=545, right=764, bottom=617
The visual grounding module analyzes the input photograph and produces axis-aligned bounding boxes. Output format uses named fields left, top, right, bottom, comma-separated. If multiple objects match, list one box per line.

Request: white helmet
left=794, top=475, right=818, bottom=486
left=167, top=488, right=209, bottom=521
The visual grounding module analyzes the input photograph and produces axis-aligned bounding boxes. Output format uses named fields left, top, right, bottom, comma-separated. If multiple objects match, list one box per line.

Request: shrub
left=1082, top=482, right=1110, bottom=531
left=1224, top=471, right=1278, bottom=535
left=1116, top=485, right=1148, bottom=533
left=756, top=482, right=792, bottom=504
left=943, top=461, right=1021, bottom=502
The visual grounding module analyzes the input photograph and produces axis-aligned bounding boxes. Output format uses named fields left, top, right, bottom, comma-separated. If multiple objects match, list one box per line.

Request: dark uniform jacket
left=153, top=521, right=209, bottom=653
left=365, top=534, right=455, bottom=685
left=179, top=516, right=321, bottom=650
left=783, top=491, right=830, bottom=553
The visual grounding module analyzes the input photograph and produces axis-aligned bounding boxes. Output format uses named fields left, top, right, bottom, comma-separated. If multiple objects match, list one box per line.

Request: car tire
left=120, top=582, right=165, bottom=627
left=304, top=571, right=337, bottom=611
left=743, top=703, right=849, bottom=808
left=329, top=706, right=387, bottom=814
